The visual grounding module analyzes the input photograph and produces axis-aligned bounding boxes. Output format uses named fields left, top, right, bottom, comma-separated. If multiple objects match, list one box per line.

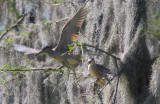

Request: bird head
left=88, top=58, right=95, bottom=65
left=35, top=46, right=52, bottom=56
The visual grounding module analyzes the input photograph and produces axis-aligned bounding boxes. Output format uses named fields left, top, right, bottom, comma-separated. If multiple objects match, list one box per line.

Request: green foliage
left=16, top=27, right=31, bottom=40
left=41, top=20, right=58, bottom=24
left=7, top=0, right=14, bottom=3
left=6, top=38, right=14, bottom=43
left=76, top=42, right=85, bottom=46
left=9, top=4, right=14, bottom=14
left=64, top=73, right=70, bottom=77
left=19, top=31, right=30, bottom=36
left=26, top=59, right=31, bottom=62
left=49, top=0, right=63, bottom=5
left=61, top=44, right=75, bottom=56
left=87, top=100, right=95, bottom=103
left=143, top=11, right=160, bottom=38
left=9, top=90, right=14, bottom=97
left=0, top=64, right=31, bottom=71
left=55, top=68, right=68, bottom=73
left=41, top=20, right=56, bottom=28
left=19, top=24, right=28, bottom=28
left=62, top=68, right=68, bottom=71
left=137, top=28, right=160, bottom=37
left=68, top=44, right=75, bottom=51
left=5, top=24, right=10, bottom=31
left=44, top=30, right=48, bottom=34
left=0, top=64, right=12, bottom=70
left=0, top=30, right=2, bottom=35
left=61, top=42, right=85, bottom=56
left=0, top=78, right=6, bottom=84
left=154, top=57, right=160, bottom=64
left=18, top=65, right=31, bottom=70
left=43, top=21, right=53, bottom=25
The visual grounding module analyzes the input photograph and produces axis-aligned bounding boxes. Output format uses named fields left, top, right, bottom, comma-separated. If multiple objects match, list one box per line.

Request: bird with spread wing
left=13, top=5, right=87, bottom=78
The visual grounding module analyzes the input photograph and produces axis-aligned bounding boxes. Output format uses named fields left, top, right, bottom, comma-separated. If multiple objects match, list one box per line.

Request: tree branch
left=83, top=43, right=121, bottom=61
left=98, top=74, right=118, bottom=93
left=0, top=15, right=26, bottom=42
left=112, top=59, right=120, bottom=104
left=98, top=68, right=123, bottom=93
left=0, top=66, right=64, bottom=72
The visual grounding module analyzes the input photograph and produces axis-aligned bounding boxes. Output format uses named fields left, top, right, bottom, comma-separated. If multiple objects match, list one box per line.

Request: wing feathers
left=71, top=6, right=87, bottom=27
left=13, top=44, right=39, bottom=54
left=56, top=6, right=87, bottom=52
left=71, top=33, right=79, bottom=41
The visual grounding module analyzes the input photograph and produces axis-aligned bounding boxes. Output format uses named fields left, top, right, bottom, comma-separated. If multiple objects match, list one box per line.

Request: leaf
left=6, top=38, right=13, bottom=43
left=0, top=78, right=6, bottom=84
left=19, top=31, right=29, bottom=36
left=62, top=68, right=68, bottom=71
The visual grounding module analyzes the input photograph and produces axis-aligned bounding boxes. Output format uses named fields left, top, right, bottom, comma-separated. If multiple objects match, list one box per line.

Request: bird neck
left=46, top=49, right=57, bottom=58
left=88, top=62, right=96, bottom=69
left=91, top=62, right=95, bottom=65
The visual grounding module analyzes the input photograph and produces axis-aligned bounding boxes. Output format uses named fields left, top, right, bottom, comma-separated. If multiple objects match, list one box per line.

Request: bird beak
left=35, top=51, right=42, bottom=56
left=35, top=53, right=39, bottom=56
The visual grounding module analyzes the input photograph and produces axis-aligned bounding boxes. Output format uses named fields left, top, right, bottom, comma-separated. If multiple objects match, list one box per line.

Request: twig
left=0, top=15, right=26, bottom=42
left=84, top=0, right=90, bottom=5
left=108, top=89, right=114, bottom=104
left=112, top=76, right=119, bottom=104
left=76, top=76, right=92, bottom=83
left=98, top=67, right=124, bottom=93
left=1, top=66, right=64, bottom=72
left=98, top=73, right=118, bottom=93
left=81, top=93, right=94, bottom=99
left=83, top=43, right=121, bottom=61
left=112, top=59, right=120, bottom=104
left=55, top=18, right=69, bottom=23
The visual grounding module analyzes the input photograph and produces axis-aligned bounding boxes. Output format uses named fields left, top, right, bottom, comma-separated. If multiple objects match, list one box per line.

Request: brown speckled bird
left=13, top=5, right=87, bottom=78
left=88, top=58, right=113, bottom=86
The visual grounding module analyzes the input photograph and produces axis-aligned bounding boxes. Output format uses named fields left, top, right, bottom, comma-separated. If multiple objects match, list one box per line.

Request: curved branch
left=0, top=15, right=26, bottom=42
left=83, top=43, right=121, bottom=61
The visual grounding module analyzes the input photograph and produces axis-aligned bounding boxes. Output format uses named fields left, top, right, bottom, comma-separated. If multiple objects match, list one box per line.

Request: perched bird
left=13, top=5, right=87, bottom=78
left=88, top=58, right=113, bottom=86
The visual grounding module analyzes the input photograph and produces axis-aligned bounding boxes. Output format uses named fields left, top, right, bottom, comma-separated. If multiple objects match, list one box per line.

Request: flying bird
left=88, top=58, right=113, bottom=86
left=13, top=5, right=87, bottom=78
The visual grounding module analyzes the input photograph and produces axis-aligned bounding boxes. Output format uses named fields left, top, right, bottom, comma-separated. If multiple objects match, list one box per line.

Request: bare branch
left=112, top=59, right=120, bottom=104
left=0, top=66, right=64, bottom=72
left=98, top=67, right=124, bottom=93
left=83, top=43, right=121, bottom=61
left=0, top=15, right=26, bottom=42
left=81, top=93, right=94, bottom=99
left=98, top=73, right=118, bottom=93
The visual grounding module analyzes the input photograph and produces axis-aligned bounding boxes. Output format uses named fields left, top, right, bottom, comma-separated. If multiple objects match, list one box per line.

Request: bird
left=87, top=58, right=113, bottom=86
left=13, top=5, right=87, bottom=78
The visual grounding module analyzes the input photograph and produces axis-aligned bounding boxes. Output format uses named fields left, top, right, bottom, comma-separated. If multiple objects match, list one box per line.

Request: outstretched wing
left=56, top=6, right=87, bottom=52
left=12, top=44, right=40, bottom=54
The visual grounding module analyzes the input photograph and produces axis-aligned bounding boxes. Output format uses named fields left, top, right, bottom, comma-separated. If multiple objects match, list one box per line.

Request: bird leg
left=63, top=61, right=77, bottom=79
left=96, top=78, right=106, bottom=87
left=93, top=82, right=99, bottom=94
left=70, top=66, right=77, bottom=79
